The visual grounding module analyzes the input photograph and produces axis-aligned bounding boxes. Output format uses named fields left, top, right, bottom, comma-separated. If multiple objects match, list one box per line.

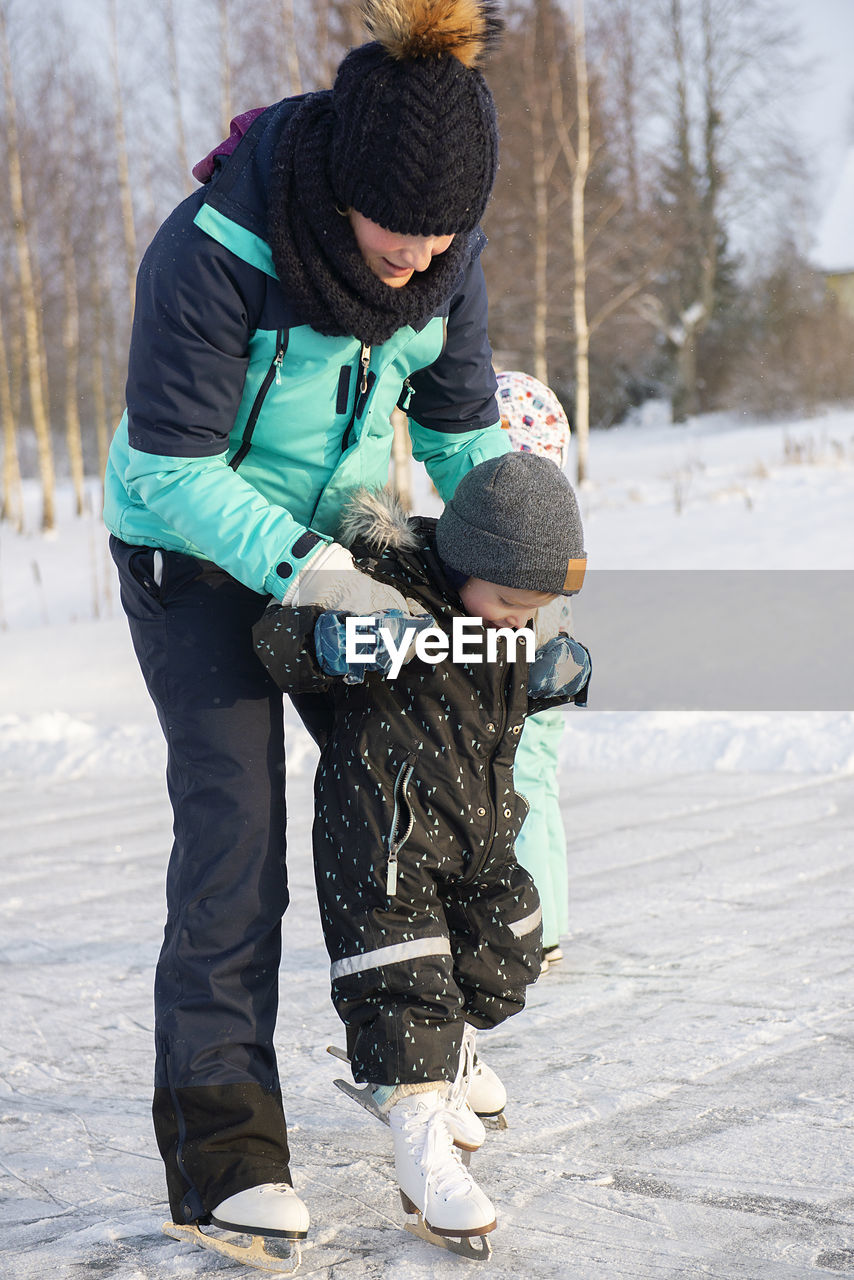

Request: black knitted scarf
left=267, top=93, right=473, bottom=347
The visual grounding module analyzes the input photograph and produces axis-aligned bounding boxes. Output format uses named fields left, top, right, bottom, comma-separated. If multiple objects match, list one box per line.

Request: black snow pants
left=312, top=748, right=544, bottom=1087
left=111, top=539, right=332, bottom=1225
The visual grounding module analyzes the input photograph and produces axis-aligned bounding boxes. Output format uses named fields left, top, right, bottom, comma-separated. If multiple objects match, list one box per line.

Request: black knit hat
left=330, top=1, right=503, bottom=236
left=436, top=453, right=587, bottom=596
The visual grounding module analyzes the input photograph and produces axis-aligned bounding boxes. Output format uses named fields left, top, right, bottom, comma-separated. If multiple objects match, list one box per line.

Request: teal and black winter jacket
left=103, top=97, right=509, bottom=600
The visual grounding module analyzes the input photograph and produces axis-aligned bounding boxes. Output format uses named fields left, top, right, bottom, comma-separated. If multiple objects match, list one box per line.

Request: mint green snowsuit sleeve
left=513, top=707, right=569, bottom=947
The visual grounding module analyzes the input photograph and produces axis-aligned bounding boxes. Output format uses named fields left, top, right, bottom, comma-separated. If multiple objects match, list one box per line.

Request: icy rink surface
left=2, top=750, right=852, bottom=1278
left=1, top=407, right=853, bottom=1277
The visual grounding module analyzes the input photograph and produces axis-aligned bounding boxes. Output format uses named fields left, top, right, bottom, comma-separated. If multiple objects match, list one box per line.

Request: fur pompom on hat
left=330, top=0, right=503, bottom=235
left=497, top=370, right=571, bottom=470
left=436, top=452, right=587, bottom=596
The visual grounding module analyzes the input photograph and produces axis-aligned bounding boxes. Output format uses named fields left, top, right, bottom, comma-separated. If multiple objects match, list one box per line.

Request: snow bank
left=0, top=712, right=165, bottom=780
left=3, top=703, right=852, bottom=781
left=2, top=408, right=853, bottom=781
left=561, top=710, right=854, bottom=775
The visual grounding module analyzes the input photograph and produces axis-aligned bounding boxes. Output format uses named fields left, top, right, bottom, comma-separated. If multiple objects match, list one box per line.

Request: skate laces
left=447, top=1024, right=477, bottom=1115
left=403, top=1096, right=474, bottom=1204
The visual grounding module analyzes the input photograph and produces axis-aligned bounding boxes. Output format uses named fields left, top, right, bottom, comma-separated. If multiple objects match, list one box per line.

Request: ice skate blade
left=479, top=1110, right=508, bottom=1131
left=162, top=1221, right=302, bottom=1274
left=332, top=1076, right=390, bottom=1125
left=404, top=1214, right=494, bottom=1260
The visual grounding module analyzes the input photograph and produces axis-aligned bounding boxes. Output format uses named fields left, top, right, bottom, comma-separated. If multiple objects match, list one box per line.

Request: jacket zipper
left=229, top=328, right=287, bottom=471
left=341, top=342, right=373, bottom=454
left=386, top=754, right=416, bottom=896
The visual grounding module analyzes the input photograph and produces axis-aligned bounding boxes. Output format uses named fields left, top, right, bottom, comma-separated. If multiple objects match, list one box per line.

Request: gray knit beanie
left=436, top=452, right=586, bottom=596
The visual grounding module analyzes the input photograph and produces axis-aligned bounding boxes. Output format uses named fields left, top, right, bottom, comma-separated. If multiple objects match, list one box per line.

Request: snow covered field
left=1, top=408, right=853, bottom=1278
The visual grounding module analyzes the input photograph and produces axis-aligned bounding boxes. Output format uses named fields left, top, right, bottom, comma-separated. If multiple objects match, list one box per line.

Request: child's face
left=459, top=578, right=557, bottom=628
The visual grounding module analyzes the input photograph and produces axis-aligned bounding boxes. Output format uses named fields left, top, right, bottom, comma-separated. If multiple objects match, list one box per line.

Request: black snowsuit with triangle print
left=255, top=515, right=582, bottom=1086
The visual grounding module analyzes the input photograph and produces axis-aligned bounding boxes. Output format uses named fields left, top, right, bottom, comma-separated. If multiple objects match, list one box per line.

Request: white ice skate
left=163, top=1182, right=309, bottom=1274
left=389, top=1088, right=496, bottom=1259
left=461, top=1023, right=508, bottom=1128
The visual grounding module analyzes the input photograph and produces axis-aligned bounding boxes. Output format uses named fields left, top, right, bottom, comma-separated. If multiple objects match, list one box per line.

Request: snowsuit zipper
left=386, top=755, right=416, bottom=896
left=460, top=664, right=511, bottom=886
left=229, top=329, right=288, bottom=471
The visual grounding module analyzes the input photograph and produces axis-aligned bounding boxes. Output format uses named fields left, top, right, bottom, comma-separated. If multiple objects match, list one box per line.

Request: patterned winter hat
left=330, top=0, right=503, bottom=236
left=496, top=370, right=571, bottom=469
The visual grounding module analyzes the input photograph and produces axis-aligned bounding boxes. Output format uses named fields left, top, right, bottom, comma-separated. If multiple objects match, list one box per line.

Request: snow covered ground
left=1, top=407, right=853, bottom=1279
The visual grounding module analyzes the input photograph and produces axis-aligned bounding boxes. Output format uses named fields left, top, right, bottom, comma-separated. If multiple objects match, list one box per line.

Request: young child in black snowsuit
left=253, top=451, right=590, bottom=1247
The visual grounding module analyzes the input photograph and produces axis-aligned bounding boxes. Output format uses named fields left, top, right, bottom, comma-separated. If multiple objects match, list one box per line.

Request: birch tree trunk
left=61, top=227, right=86, bottom=515
left=218, top=0, right=233, bottom=132
left=8, top=280, right=24, bottom=424
left=0, top=301, right=23, bottom=532
left=108, top=0, right=137, bottom=316
left=90, top=302, right=111, bottom=481
left=105, top=284, right=126, bottom=432
left=164, top=0, right=191, bottom=193
left=667, top=0, right=704, bottom=422
left=1, top=6, right=56, bottom=530
left=280, top=0, right=303, bottom=95
left=699, top=0, right=720, bottom=325
left=88, top=221, right=113, bottom=483
left=571, top=0, right=591, bottom=485
left=90, top=325, right=110, bottom=484
left=314, top=0, right=333, bottom=88
left=526, top=15, right=550, bottom=384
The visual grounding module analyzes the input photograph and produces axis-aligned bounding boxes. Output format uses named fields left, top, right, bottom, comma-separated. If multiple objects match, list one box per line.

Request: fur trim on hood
left=337, top=487, right=421, bottom=554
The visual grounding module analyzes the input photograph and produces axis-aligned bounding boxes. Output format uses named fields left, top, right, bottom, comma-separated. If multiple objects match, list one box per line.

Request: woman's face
left=458, top=578, right=557, bottom=629
left=348, top=210, right=454, bottom=288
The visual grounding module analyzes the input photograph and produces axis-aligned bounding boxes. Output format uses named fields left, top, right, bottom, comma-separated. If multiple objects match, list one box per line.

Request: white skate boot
left=461, top=1023, right=508, bottom=1123
left=211, top=1183, right=310, bottom=1238
left=163, top=1182, right=309, bottom=1273
left=389, top=1088, right=496, bottom=1255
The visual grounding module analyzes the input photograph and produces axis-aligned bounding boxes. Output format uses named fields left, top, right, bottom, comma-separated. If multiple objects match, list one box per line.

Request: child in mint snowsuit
left=496, top=371, right=576, bottom=969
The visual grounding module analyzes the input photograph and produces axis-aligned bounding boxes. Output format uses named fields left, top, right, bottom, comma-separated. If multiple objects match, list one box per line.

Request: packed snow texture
left=1, top=408, right=853, bottom=1278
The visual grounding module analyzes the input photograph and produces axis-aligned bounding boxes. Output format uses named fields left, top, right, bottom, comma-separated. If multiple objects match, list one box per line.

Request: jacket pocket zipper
left=386, top=754, right=416, bottom=896
left=229, top=329, right=287, bottom=471
left=398, top=320, right=447, bottom=417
